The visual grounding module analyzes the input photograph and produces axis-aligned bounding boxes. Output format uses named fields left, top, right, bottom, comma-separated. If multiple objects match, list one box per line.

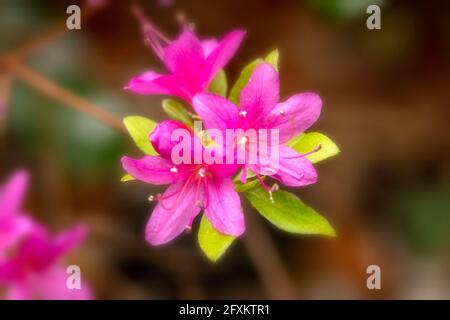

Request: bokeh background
left=1, top=0, right=449, bottom=299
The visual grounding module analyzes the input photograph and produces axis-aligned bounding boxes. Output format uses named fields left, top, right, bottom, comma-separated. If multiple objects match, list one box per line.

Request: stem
left=0, top=55, right=125, bottom=133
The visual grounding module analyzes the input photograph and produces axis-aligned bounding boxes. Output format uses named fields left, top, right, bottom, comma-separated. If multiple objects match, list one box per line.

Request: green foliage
left=245, top=186, right=336, bottom=237
left=289, top=132, right=340, bottom=163
left=198, top=215, right=235, bottom=262
left=123, top=116, right=157, bottom=155
left=208, top=70, right=228, bottom=97
left=162, top=99, right=194, bottom=127
left=229, top=49, right=281, bottom=105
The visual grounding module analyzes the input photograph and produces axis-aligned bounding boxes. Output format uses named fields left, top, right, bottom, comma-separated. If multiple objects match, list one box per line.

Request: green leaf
left=198, top=215, right=235, bottom=262
left=123, top=116, right=157, bottom=155
left=229, top=58, right=263, bottom=105
left=229, top=50, right=280, bottom=105
left=265, top=49, right=280, bottom=71
left=208, top=70, right=228, bottom=97
left=288, top=132, right=340, bottom=164
left=162, top=99, right=194, bottom=127
left=245, top=186, right=336, bottom=237
left=121, top=174, right=135, bottom=182
left=234, top=175, right=264, bottom=193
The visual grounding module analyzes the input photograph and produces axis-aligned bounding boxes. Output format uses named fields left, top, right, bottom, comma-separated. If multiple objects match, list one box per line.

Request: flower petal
left=201, top=38, right=219, bottom=57
left=192, top=93, right=240, bottom=133
left=145, top=180, right=200, bottom=245
left=202, top=30, right=246, bottom=84
left=163, top=30, right=205, bottom=96
left=150, top=120, right=193, bottom=159
left=267, top=92, right=322, bottom=143
left=28, top=266, right=92, bottom=300
left=0, top=215, right=33, bottom=255
left=125, top=71, right=191, bottom=102
left=205, top=178, right=245, bottom=237
left=121, top=155, right=185, bottom=185
left=258, top=146, right=317, bottom=187
left=0, top=170, right=28, bottom=217
left=240, top=62, right=279, bottom=121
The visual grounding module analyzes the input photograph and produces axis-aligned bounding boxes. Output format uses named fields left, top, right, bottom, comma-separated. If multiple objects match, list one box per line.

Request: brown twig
left=0, top=55, right=125, bottom=133
left=14, top=2, right=105, bottom=59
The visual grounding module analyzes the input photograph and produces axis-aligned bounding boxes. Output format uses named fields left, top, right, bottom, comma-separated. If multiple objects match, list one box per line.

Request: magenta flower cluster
left=122, top=26, right=323, bottom=246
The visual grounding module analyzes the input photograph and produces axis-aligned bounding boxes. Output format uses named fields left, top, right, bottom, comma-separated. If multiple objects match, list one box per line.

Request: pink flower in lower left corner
left=0, top=223, right=92, bottom=300
left=0, top=171, right=33, bottom=256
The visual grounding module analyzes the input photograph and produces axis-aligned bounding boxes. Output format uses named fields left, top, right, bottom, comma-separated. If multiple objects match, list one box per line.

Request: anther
left=170, top=167, right=178, bottom=173
left=239, top=110, right=247, bottom=117
left=279, top=109, right=286, bottom=116
left=198, top=168, right=206, bottom=178
left=270, top=183, right=279, bottom=193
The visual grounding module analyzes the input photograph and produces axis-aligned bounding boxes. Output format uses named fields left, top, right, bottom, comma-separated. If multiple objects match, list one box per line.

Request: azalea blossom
left=0, top=223, right=91, bottom=300
left=193, top=62, right=322, bottom=188
left=125, top=20, right=245, bottom=103
left=121, top=120, right=245, bottom=245
left=0, top=171, right=32, bottom=257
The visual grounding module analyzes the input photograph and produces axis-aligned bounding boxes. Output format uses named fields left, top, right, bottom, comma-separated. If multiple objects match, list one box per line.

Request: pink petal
left=201, top=39, right=219, bottom=57
left=258, top=146, right=317, bottom=187
left=240, top=63, right=279, bottom=121
left=150, top=120, right=193, bottom=159
left=163, top=30, right=205, bottom=96
left=29, top=266, right=93, bottom=300
left=0, top=215, right=33, bottom=255
left=5, top=282, right=31, bottom=300
left=205, top=178, right=245, bottom=237
left=145, top=180, right=200, bottom=245
left=0, top=170, right=28, bottom=217
left=125, top=71, right=192, bottom=102
left=202, top=30, right=246, bottom=84
left=192, top=93, right=240, bottom=133
left=121, top=155, right=185, bottom=185
left=18, top=224, right=87, bottom=272
left=267, top=92, right=322, bottom=143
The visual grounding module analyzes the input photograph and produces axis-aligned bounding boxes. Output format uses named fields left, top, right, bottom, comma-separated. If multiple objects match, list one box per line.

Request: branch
left=0, top=55, right=125, bottom=133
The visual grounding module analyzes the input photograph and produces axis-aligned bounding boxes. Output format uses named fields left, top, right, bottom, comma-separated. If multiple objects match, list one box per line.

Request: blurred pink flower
left=0, top=171, right=33, bottom=257
left=193, top=62, right=321, bottom=187
left=121, top=120, right=244, bottom=245
left=0, top=223, right=92, bottom=300
left=126, top=28, right=245, bottom=103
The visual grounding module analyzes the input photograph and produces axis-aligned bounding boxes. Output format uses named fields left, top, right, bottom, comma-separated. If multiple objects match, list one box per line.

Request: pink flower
left=193, top=62, right=321, bottom=187
left=0, top=223, right=92, bottom=300
left=121, top=120, right=245, bottom=245
left=125, top=27, right=245, bottom=103
left=0, top=171, right=32, bottom=257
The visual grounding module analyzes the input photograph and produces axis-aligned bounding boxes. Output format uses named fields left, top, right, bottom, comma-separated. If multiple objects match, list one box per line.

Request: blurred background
left=1, top=0, right=449, bottom=299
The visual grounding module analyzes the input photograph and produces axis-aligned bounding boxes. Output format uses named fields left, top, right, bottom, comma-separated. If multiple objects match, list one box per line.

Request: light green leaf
left=265, top=49, right=280, bottom=71
left=162, top=99, right=194, bottom=127
left=121, top=174, right=135, bottom=182
left=234, top=174, right=263, bottom=193
left=208, top=70, right=228, bottom=97
left=198, top=215, right=236, bottom=262
left=245, top=186, right=336, bottom=237
left=229, top=58, right=263, bottom=105
left=289, top=132, right=340, bottom=164
left=123, top=116, right=157, bottom=155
